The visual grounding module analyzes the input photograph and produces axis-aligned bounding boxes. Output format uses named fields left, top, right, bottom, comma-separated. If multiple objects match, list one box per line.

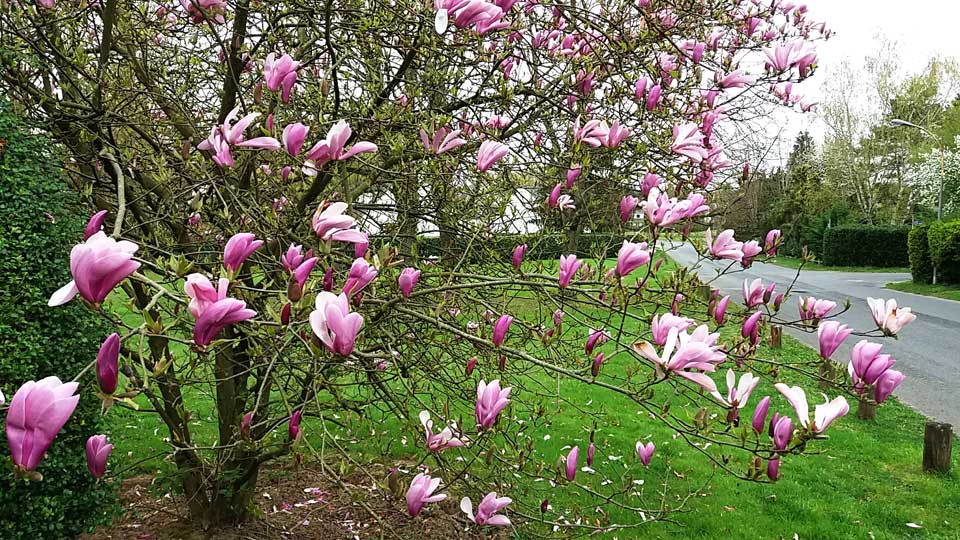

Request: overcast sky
left=770, top=0, right=960, bottom=164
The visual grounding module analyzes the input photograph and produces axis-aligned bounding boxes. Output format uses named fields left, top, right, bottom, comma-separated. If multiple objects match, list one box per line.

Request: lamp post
left=888, top=118, right=945, bottom=283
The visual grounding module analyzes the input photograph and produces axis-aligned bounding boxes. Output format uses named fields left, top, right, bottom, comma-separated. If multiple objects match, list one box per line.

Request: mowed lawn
left=102, top=259, right=959, bottom=539
left=887, top=280, right=960, bottom=302
left=770, top=256, right=911, bottom=274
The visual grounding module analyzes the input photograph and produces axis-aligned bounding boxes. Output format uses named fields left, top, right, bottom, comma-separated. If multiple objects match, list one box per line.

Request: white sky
left=771, top=0, right=960, bottom=164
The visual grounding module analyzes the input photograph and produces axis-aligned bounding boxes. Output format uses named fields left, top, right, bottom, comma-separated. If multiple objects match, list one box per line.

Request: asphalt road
left=661, top=240, right=960, bottom=428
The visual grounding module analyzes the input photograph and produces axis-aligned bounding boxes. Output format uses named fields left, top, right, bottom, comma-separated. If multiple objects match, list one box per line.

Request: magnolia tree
left=0, top=0, right=917, bottom=533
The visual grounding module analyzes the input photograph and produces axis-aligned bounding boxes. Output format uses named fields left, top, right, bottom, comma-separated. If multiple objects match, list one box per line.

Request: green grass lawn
left=101, top=259, right=959, bottom=539
left=887, top=280, right=960, bottom=302
left=770, top=256, right=910, bottom=273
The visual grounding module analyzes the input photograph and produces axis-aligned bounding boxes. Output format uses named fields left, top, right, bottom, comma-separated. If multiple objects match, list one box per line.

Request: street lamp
left=888, top=118, right=945, bottom=284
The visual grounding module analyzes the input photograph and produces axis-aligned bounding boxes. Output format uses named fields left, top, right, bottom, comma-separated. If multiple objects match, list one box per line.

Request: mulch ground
left=81, top=462, right=498, bottom=540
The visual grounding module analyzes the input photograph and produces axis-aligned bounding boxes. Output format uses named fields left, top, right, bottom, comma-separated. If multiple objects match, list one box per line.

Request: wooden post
left=856, top=399, right=876, bottom=420
left=923, top=421, right=953, bottom=473
left=769, top=325, right=782, bottom=349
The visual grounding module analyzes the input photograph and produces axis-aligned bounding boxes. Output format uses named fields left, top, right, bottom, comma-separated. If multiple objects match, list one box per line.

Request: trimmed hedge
left=821, top=225, right=910, bottom=268
left=908, top=225, right=933, bottom=284
left=0, top=104, right=116, bottom=539
left=928, top=220, right=960, bottom=283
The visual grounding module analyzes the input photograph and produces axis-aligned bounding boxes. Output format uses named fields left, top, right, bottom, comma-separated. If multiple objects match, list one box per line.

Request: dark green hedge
left=821, top=225, right=910, bottom=268
left=908, top=225, right=933, bottom=284
left=0, top=104, right=116, bottom=539
left=928, top=220, right=960, bottom=283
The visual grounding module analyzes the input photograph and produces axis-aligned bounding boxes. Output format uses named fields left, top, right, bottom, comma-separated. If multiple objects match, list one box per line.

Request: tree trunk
left=856, top=398, right=876, bottom=420
left=923, top=421, right=953, bottom=473
left=204, top=460, right=262, bottom=527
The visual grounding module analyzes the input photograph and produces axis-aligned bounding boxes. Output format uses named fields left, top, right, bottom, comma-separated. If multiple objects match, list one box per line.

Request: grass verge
left=886, top=280, right=960, bottom=302
left=770, top=256, right=910, bottom=273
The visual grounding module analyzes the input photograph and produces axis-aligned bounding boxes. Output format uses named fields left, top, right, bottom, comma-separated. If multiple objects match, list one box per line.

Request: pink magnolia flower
left=512, top=244, right=527, bottom=271
left=223, top=232, right=263, bottom=272
left=288, top=410, right=302, bottom=441
left=619, top=195, right=639, bottom=223
left=774, top=383, right=849, bottom=433
left=436, top=0, right=508, bottom=35
left=461, top=492, right=512, bottom=526
left=558, top=254, right=581, bottom=288
left=566, top=165, right=582, bottom=188
left=741, top=311, right=762, bottom=345
left=633, top=325, right=724, bottom=392
left=604, top=121, right=631, bottom=148
left=751, top=396, right=770, bottom=434
left=419, top=410, right=465, bottom=452
left=564, top=446, right=579, bottom=481
left=584, top=328, right=608, bottom=354
left=179, top=0, right=227, bottom=24
left=671, top=123, right=708, bottom=163
left=96, top=333, right=120, bottom=395
left=641, top=172, right=661, bottom=196
left=711, top=369, right=760, bottom=409
left=874, top=369, right=905, bottom=403
left=310, top=292, right=364, bottom=356
left=419, top=127, right=467, bottom=155
left=714, top=295, right=730, bottom=324
left=740, top=241, right=762, bottom=267
left=85, top=435, right=113, bottom=478
left=184, top=273, right=230, bottom=319
left=677, top=192, right=710, bottom=219
left=84, top=210, right=108, bottom=240
left=398, top=268, right=421, bottom=298
left=634, top=76, right=650, bottom=100
left=771, top=415, right=793, bottom=451
left=240, top=412, right=253, bottom=439
left=476, top=140, right=509, bottom=172
left=193, top=298, right=257, bottom=348
left=651, top=313, right=693, bottom=346
left=616, top=241, right=651, bottom=277
left=407, top=473, right=447, bottom=517
left=6, top=377, right=80, bottom=472
left=197, top=127, right=234, bottom=168
left=646, top=84, right=663, bottom=110
left=573, top=117, right=610, bottom=147
left=311, top=201, right=368, bottom=244
left=848, top=340, right=897, bottom=390
left=636, top=441, right=655, bottom=467
left=263, top=53, right=299, bottom=103
left=48, top=232, right=141, bottom=307
left=282, top=123, right=310, bottom=156
left=798, top=296, right=837, bottom=323
left=717, top=69, right=756, bottom=89
left=742, top=278, right=765, bottom=308
left=475, top=379, right=511, bottom=429
left=867, top=297, right=916, bottom=336
left=342, top=257, right=378, bottom=296
left=292, top=257, right=318, bottom=290
left=547, top=183, right=563, bottom=208
left=817, top=321, right=852, bottom=359
left=492, top=314, right=513, bottom=347
left=281, top=244, right=308, bottom=273
left=303, top=121, right=378, bottom=172
left=556, top=194, right=575, bottom=210
left=764, top=229, right=782, bottom=256
left=466, top=356, right=477, bottom=376
left=706, top=229, right=744, bottom=262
